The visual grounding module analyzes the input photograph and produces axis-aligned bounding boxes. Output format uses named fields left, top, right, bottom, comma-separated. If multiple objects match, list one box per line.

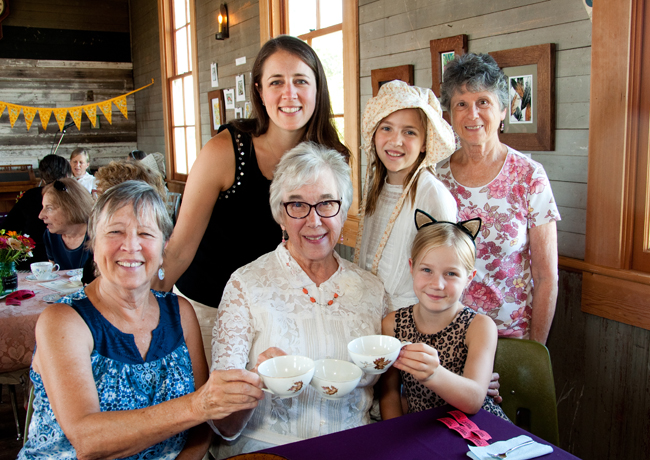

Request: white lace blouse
left=211, top=243, right=388, bottom=451
left=357, top=172, right=458, bottom=311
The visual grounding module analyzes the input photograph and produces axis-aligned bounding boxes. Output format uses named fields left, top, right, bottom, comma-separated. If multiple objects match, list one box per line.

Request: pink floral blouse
left=435, top=148, right=560, bottom=339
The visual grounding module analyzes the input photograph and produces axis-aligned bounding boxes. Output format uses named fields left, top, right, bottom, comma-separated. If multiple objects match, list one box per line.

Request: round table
left=0, top=271, right=81, bottom=373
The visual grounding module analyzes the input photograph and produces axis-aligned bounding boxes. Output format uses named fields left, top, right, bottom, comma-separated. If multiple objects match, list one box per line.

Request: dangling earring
left=282, top=229, right=288, bottom=243
left=158, top=267, right=165, bottom=280
left=500, top=121, right=505, bottom=133
left=340, top=235, right=344, bottom=243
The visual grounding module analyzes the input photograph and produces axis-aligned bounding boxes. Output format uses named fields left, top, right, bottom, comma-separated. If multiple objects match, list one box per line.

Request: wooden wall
left=0, top=0, right=136, bottom=170
left=548, top=270, right=650, bottom=459
left=130, top=0, right=166, bottom=157
left=0, top=59, right=137, bottom=170
left=358, top=0, right=591, bottom=260
left=194, top=0, right=261, bottom=147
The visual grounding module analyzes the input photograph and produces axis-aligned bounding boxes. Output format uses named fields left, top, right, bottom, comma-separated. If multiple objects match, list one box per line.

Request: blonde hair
left=70, top=148, right=90, bottom=163
left=411, top=223, right=476, bottom=276
left=365, top=107, right=429, bottom=216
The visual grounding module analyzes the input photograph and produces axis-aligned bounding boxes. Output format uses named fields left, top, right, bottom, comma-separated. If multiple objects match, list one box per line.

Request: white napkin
left=467, top=435, right=553, bottom=460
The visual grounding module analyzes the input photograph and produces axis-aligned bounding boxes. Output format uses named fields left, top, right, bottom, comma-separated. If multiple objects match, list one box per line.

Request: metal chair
left=494, top=338, right=560, bottom=446
left=0, top=368, right=29, bottom=441
left=23, top=384, right=35, bottom=445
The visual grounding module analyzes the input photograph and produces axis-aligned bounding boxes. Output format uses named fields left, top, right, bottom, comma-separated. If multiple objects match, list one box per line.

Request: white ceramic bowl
left=258, top=355, right=315, bottom=398
left=347, top=335, right=402, bottom=374
left=310, top=359, right=363, bottom=400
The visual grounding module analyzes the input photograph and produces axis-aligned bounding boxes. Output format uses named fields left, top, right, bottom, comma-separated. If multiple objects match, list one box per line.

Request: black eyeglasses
left=53, top=180, right=67, bottom=192
left=283, top=200, right=342, bottom=219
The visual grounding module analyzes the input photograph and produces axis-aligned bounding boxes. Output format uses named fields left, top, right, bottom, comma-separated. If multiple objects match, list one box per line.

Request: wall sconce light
left=215, top=4, right=229, bottom=40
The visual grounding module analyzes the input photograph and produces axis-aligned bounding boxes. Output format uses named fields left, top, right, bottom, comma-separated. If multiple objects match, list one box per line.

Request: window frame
left=564, top=0, right=650, bottom=331
left=260, top=0, right=360, bottom=246
left=158, top=0, right=202, bottom=184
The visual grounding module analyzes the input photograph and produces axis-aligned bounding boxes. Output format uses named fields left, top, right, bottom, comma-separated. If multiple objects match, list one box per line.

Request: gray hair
left=269, top=142, right=353, bottom=225
left=440, top=53, right=509, bottom=111
left=88, top=180, right=173, bottom=250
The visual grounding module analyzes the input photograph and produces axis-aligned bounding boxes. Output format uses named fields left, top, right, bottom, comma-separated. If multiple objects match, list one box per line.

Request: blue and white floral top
left=19, top=289, right=195, bottom=460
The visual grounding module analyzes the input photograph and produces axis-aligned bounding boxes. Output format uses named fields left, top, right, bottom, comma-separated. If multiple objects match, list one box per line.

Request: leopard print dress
left=394, top=305, right=509, bottom=420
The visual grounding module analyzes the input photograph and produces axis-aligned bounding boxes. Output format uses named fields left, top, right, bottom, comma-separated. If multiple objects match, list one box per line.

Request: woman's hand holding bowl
left=393, top=342, right=440, bottom=383
left=194, top=369, right=264, bottom=421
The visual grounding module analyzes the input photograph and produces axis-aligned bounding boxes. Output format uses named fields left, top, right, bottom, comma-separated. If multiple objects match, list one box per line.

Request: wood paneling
left=0, top=59, right=136, bottom=169
left=548, top=270, right=650, bottom=459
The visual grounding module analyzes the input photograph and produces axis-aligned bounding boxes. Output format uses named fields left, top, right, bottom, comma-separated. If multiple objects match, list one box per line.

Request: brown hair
left=411, top=223, right=476, bottom=276
left=94, top=160, right=166, bottom=198
left=231, top=35, right=350, bottom=162
left=365, top=108, right=429, bottom=216
left=42, top=178, right=94, bottom=225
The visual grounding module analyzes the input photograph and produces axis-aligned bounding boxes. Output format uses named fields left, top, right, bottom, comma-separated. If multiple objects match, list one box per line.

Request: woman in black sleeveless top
left=155, top=36, right=350, bottom=362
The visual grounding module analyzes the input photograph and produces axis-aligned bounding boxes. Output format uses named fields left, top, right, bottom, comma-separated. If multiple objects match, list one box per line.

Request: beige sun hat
left=353, top=80, right=456, bottom=273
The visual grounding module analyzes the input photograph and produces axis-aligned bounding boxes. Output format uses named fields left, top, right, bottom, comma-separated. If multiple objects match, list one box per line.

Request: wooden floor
left=0, top=383, right=26, bottom=460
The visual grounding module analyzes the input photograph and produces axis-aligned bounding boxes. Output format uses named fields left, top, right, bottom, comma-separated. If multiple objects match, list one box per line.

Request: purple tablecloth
left=260, top=405, right=579, bottom=460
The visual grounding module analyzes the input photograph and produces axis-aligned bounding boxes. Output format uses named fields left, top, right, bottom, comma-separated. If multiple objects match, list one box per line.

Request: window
left=260, top=0, right=360, bottom=245
left=159, top=0, right=201, bottom=182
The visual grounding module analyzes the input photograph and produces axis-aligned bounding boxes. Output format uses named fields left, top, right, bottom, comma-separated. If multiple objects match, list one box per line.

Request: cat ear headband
left=414, top=209, right=482, bottom=246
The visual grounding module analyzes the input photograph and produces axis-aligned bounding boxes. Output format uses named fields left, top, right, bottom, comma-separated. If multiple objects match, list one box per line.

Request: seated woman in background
left=211, top=143, right=387, bottom=459
left=19, top=181, right=264, bottom=460
left=70, top=148, right=96, bottom=194
left=38, top=178, right=93, bottom=270
left=3, top=155, right=71, bottom=269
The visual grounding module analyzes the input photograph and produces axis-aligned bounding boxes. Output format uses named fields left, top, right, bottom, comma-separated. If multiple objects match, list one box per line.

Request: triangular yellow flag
left=23, top=106, right=38, bottom=131
left=7, top=104, right=21, bottom=128
left=69, top=106, right=83, bottom=130
left=114, top=95, right=128, bottom=119
left=83, top=104, right=98, bottom=127
left=39, top=108, right=53, bottom=131
left=0, top=101, right=6, bottom=118
left=97, top=100, right=112, bottom=124
left=53, top=108, right=68, bottom=131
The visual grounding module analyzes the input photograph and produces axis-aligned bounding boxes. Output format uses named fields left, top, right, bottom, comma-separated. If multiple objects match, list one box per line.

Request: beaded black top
left=176, top=124, right=279, bottom=307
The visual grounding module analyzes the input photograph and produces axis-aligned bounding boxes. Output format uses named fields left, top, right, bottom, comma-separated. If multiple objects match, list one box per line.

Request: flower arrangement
left=0, top=230, right=36, bottom=263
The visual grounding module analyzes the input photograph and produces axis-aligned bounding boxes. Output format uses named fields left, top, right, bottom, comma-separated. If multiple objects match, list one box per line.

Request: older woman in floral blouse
left=436, top=53, right=560, bottom=344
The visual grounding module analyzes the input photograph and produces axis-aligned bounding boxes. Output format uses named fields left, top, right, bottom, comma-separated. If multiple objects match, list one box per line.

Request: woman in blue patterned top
left=19, top=181, right=265, bottom=460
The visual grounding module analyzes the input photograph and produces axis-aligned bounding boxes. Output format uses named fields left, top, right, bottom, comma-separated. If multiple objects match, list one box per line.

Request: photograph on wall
left=509, top=75, right=533, bottom=124
left=440, top=51, right=455, bottom=82
left=224, top=89, right=235, bottom=110
left=236, top=74, right=246, bottom=102
left=234, top=107, right=243, bottom=119
left=211, top=63, right=219, bottom=88
left=244, top=101, right=252, bottom=118
left=211, top=97, right=222, bottom=130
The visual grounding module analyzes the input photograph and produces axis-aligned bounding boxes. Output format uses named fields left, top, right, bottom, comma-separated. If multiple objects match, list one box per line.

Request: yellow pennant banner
left=0, top=79, right=154, bottom=131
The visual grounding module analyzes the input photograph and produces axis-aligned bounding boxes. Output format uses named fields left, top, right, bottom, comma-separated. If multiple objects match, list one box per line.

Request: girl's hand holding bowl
left=393, top=342, right=440, bottom=383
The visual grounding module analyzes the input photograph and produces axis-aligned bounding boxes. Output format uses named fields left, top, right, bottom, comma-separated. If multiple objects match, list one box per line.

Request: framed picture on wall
left=236, top=74, right=246, bottom=102
left=224, top=89, right=235, bottom=110
left=489, top=43, right=556, bottom=151
left=208, top=89, right=225, bottom=137
left=370, top=65, right=414, bottom=97
left=429, top=34, right=468, bottom=97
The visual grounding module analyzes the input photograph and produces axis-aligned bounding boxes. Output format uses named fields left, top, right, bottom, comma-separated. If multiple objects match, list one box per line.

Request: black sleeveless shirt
left=175, top=124, right=280, bottom=307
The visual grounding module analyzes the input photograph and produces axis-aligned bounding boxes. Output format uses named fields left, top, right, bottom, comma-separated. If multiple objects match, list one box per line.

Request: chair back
left=494, top=338, right=560, bottom=446
left=165, top=192, right=182, bottom=224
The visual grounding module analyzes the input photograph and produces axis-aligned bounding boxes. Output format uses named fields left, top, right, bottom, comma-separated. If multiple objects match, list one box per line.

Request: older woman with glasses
left=38, top=177, right=94, bottom=270
left=210, top=142, right=388, bottom=459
